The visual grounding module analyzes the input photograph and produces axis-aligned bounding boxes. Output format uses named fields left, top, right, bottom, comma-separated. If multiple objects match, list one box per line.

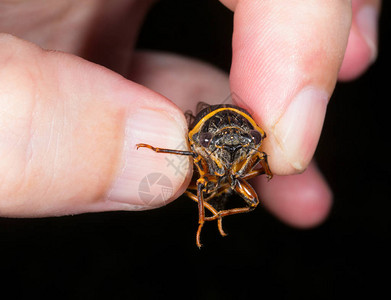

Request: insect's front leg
left=136, top=143, right=194, bottom=156
left=237, top=151, right=273, bottom=181
left=258, top=151, right=273, bottom=180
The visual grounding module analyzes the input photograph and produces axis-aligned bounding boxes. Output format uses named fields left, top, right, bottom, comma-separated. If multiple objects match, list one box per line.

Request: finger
left=338, top=0, right=381, bottom=81
left=0, top=35, right=191, bottom=217
left=257, top=162, right=333, bottom=228
left=227, top=0, right=352, bottom=175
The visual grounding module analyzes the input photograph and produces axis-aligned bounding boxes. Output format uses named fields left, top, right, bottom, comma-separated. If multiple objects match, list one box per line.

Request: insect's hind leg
left=185, top=190, right=227, bottom=239
left=205, top=178, right=259, bottom=221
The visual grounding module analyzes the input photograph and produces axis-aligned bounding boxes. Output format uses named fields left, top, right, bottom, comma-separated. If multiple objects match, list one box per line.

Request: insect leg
left=234, top=178, right=259, bottom=208
left=241, top=169, right=266, bottom=181
left=196, top=179, right=206, bottom=248
left=237, top=151, right=273, bottom=181
left=194, top=175, right=223, bottom=247
left=185, top=190, right=227, bottom=237
left=136, top=143, right=194, bottom=156
left=258, top=151, right=273, bottom=180
left=206, top=178, right=259, bottom=221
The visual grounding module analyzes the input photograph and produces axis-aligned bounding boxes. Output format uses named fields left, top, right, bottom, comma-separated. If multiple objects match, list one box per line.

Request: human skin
left=0, top=0, right=380, bottom=227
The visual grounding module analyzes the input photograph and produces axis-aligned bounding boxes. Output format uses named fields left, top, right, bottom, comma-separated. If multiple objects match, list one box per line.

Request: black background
left=1, top=1, right=390, bottom=299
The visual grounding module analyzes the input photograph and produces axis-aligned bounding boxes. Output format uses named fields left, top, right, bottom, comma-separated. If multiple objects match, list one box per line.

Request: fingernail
left=356, top=5, right=378, bottom=62
left=272, top=87, right=329, bottom=172
left=107, top=107, right=190, bottom=209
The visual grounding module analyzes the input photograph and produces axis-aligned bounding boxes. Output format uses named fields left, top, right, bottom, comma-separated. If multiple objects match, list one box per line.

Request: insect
left=137, top=104, right=272, bottom=247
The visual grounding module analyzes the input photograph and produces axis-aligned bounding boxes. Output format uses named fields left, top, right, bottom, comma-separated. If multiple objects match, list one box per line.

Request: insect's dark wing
left=184, top=110, right=195, bottom=128
left=196, top=102, right=212, bottom=114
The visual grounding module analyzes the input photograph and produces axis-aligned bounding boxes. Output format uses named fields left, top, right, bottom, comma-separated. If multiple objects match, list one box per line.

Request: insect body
left=137, top=104, right=272, bottom=247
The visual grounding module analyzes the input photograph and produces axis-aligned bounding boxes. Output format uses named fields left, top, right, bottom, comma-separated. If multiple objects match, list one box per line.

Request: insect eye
left=199, top=132, right=213, bottom=147
left=250, top=130, right=263, bottom=144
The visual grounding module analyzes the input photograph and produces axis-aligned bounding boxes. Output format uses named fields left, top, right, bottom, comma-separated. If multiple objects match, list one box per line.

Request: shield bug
left=137, top=104, right=272, bottom=248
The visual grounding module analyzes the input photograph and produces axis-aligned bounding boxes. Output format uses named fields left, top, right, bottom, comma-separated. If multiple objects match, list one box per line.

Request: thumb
left=0, top=35, right=191, bottom=217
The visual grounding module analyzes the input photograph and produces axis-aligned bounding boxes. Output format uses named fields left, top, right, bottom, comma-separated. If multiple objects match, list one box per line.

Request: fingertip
left=230, top=0, right=351, bottom=175
left=263, top=87, right=329, bottom=175
left=107, top=98, right=192, bottom=210
left=258, top=162, right=333, bottom=228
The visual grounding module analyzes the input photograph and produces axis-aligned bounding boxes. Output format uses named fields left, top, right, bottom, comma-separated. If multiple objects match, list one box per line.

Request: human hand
left=0, top=1, right=380, bottom=228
